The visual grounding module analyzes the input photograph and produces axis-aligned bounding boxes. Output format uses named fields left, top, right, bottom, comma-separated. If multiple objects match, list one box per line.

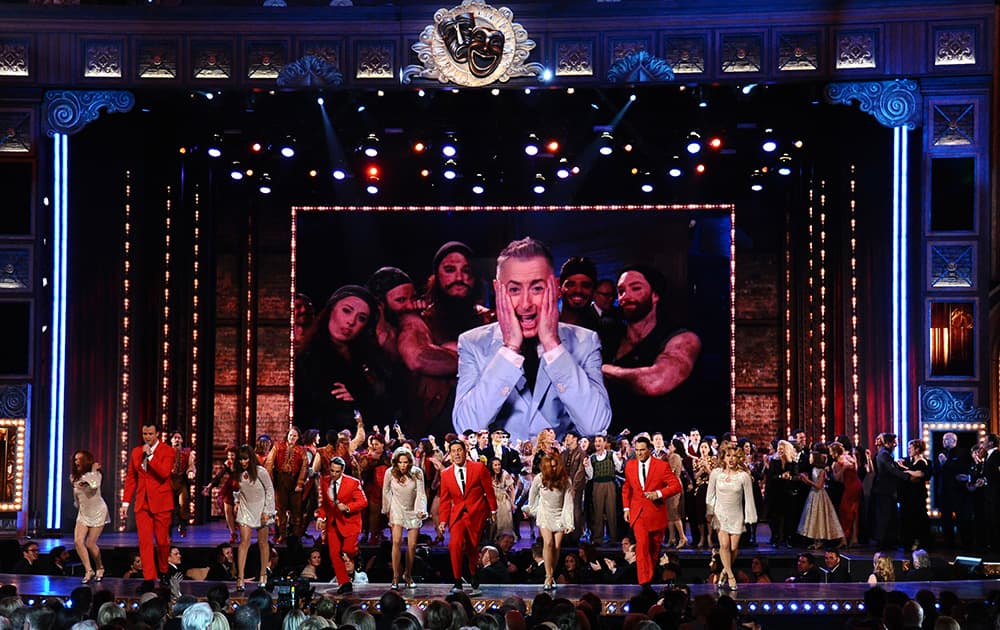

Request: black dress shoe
left=450, top=580, right=464, bottom=593
left=469, top=582, right=482, bottom=596
left=336, top=582, right=353, bottom=595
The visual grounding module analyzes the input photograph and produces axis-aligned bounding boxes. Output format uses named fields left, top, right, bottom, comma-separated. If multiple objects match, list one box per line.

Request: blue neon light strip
left=898, top=127, right=909, bottom=455
left=890, top=126, right=909, bottom=457
left=47, top=132, right=68, bottom=529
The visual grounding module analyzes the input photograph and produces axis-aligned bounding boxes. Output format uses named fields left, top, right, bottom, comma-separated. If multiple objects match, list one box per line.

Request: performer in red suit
left=622, top=435, right=682, bottom=587
left=436, top=439, right=497, bottom=596
left=316, top=456, right=368, bottom=594
left=120, top=422, right=176, bottom=582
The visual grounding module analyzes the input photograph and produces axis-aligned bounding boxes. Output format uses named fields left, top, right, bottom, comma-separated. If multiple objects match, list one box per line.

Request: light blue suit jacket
left=453, top=322, right=612, bottom=445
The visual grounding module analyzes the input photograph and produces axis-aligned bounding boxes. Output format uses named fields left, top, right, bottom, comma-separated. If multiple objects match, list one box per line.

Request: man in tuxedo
left=822, top=550, right=851, bottom=583
left=872, top=432, right=911, bottom=548
left=486, top=428, right=523, bottom=476
left=454, top=237, right=612, bottom=445
left=121, top=421, right=176, bottom=582
left=621, top=435, right=682, bottom=587
left=437, top=440, right=498, bottom=596
left=933, top=431, right=974, bottom=548
left=316, top=456, right=368, bottom=594
left=785, top=553, right=822, bottom=583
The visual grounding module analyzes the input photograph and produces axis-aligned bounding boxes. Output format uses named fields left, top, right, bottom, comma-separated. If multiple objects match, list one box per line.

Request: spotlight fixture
left=332, top=168, right=347, bottom=181
left=442, top=159, right=458, bottom=180
left=685, top=131, right=702, bottom=155
left=412, top=141, right=427, bottom=153
left=490, top=88, right=500, bottom=96
left=555, top=167, right=571, bottom=179
left=524, top=134, right=540, bottom=156
left=441, top=135, right=458, bottom=158
left=229, top=162, right=244, bottom=181
left=668, top=157, right=682, bottom=178
left=761, top=129, right=777, bottom=153
left=750, top=169, right=764, bottom=191
left=598, top=132, right=614, bottom=156
left=366, top=184, right=379, bottom=195
left=258, top=174, right=272, bottom=195
left=362, top=133, right=380, bottom=158
left=546, top=140, right=560, bottom=153
left=541, top=68, right=553, bottom=82
left=365, top=164, right=381, bottom=182
left=471, top=173, right=486, bottom=195
left=777, top=153, right=792, bottom=176
left=708, top=136, right=723, bottom=150
left=207, top=134, right=223, bottom=158
left=279, top=136, right=296, bottom=158
left=640, top=177, right=654, bottom=193
left=532, top=173, right=546, bottom=194
left=695, top=163, right=706, bottom=174
left=316, top=96, right=325, bottom=106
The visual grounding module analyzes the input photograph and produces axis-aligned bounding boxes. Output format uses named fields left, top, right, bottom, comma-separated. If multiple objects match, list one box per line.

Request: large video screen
left=292, top=207, right=732, bottom=446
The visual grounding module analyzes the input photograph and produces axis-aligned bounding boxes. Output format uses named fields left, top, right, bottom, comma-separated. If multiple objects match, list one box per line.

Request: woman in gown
left=71, top=450, right=109, bottom=583
left=899, top=439, right=931, bottom=550
left=797, top=451, right=846, bottom=549
left=691, top=441, right=716, bottom=549
left=489, top=457, right=516, bottom=540
left=381, top=446, right=427, bottom=589
left=524, top=452, right=574, bottom=591
left=706, top=442, right=757, bottom=591
left=234, top=444, right=276, bottom=591
left=830, top=442, right=863, bottom=546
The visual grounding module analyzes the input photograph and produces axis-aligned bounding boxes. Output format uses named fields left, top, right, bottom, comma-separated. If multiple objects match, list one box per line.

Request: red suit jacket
left=438, top=460, right=498, bottom=527
left=622, top=456, right=681, bottom=530
left=123, top=442, right=176, bottom=514
left=316, top=474, right=367, bottom=538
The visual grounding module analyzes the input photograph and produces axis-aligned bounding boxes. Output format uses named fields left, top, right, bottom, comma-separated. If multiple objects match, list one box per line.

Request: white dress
left=236, top=466, right=276, bottom=528
left=381, top=468, right=428, bottom=529
left=73, top=471, right=110, bottom=527
left=706, top=468, right=758, bottom=534
left=526, top=475, right=574, bottom=532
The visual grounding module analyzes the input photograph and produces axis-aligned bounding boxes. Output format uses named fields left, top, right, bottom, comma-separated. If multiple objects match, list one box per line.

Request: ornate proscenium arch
left=823, top=79, right=922, bottom=130
left=43, top=90, right=135, bottom=137
left=607, top=51, right=675, bottom=83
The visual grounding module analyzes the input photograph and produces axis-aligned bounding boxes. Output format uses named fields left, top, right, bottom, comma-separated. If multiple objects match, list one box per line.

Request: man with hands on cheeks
left=453, top=237, right=612, bottom=446
left=621, top=435, right=682, bottom=588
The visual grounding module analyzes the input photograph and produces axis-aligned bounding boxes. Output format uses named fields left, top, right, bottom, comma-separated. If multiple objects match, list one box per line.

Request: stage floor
left=7, top=521, right=998, bottom=617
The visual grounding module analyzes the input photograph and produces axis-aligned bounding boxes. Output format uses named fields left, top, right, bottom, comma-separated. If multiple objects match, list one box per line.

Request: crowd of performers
left=51, top=417, right=1000, bottom=594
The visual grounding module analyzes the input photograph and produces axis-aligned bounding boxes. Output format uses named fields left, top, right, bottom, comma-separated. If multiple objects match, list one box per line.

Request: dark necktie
left=459, top=468, right=465, bottom=494
left=640, top=461, right=647, bottom=488
left=333, top=480, right=340, bottom=500
left=522, top=337, right=541, bottom=391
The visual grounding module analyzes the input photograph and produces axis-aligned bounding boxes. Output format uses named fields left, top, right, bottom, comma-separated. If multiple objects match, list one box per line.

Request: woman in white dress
left=524, top=452, right=573, bottom=591
left=706, top=442, right=758, bottom=592
left=489, top=457, right=516, bottom=541
left=71, top=449, right=109, bottom=583
left=381, top=446, right=427, bottom=589
left=234, top=444, right=276, bottom=591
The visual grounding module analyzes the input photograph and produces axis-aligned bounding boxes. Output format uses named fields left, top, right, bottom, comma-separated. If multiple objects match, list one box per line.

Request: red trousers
left=448, top=515, right=484, bottom=582
left=633, top=522, right=664, bottom=585
left=326, top=526, right=359, bottom=585
left=135, top=508, right=172, bottom=580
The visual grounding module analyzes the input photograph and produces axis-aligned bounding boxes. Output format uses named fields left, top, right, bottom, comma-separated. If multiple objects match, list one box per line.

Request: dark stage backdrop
left=294, top=208, right=732, bottom=441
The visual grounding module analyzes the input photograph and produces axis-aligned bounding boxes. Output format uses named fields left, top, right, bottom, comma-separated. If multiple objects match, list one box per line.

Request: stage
left=3, top=522, right=999, bottom=618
